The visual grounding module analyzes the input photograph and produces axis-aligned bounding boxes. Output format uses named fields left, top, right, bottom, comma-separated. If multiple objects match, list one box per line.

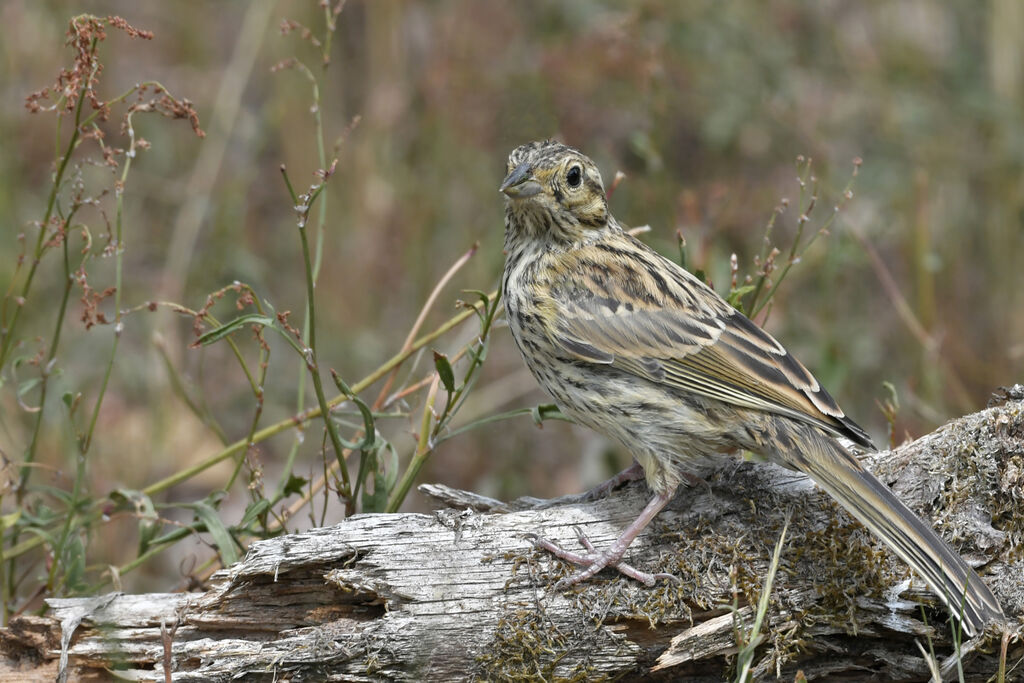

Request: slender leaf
left=360, top=447, right=386, bottom=513
left=239, top=499, right=271, bottom=529
left=331, top=370, right=376, bottom=450
left=0, top=510, right=21, bottom=530
left=190, top=501, right=240, bottom=566
left=195, top=314, right=275, bottom=346
left=433, top=351, right=456, bottom=394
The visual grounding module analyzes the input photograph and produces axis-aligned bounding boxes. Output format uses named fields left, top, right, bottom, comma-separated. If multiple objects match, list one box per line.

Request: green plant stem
left=150, top=289, right=493, bottom=495
left=115, top=526, right=194, bottom=578
left=0, top=75, right=161, bottom=370
left=154, top=336, right=228, bottom=445
left=19, top=208, right=80, bottom=497
left=5, top=60, right=95, bottom=612
left=293, top=65, right=323, bottom=421
left=47, top=116, right=140, bottom=592
left=0, top=90, right=84, bottom=368
left=386, top=376, right=439, bottom=513
left=223, top=322, right=270, bottom=496
left=80, top=127, right=130, bottom=454
left=289, top=33, right=331, bottom=515
left=433, top=293, right=501, bottom=431
left=294, top=184, right=352, bottom=504
left=435, top=406, right=570, bottom=446
left=383, top=291, right=502, bottom=512
left=735, top=513, right=789, bottom=682
left=1, top=292, right=494, bottom=565
left=744, top=209, right=780, bottom=317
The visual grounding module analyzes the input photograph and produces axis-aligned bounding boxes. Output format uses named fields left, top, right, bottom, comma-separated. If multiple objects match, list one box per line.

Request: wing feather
left=546, top=237, right=873, bottom=449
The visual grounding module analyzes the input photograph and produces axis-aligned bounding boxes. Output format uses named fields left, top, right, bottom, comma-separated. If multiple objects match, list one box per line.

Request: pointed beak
left=500, top=162, right=543, bottom=199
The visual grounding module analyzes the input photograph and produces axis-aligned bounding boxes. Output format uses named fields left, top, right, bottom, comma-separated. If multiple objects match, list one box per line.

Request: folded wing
left=544, top=236, right=873, bottom=449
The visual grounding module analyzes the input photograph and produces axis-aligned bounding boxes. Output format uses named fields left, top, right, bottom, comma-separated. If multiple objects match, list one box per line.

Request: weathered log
left=2, top=388, right=1023, bottom=681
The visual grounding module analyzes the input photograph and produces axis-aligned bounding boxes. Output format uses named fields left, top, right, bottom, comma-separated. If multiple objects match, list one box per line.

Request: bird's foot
left=526, top=526, right=677, bottom=589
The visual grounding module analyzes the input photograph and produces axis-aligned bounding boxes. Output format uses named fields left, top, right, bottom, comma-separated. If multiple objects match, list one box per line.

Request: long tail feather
left=788, top=428, right=1003, bottom=636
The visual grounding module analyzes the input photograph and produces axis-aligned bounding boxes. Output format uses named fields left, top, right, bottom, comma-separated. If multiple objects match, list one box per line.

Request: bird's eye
left=566, top=165, right=582, bottom=188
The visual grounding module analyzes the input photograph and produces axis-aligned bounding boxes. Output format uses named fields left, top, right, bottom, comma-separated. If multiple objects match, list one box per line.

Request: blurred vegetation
left=0, top=0, right=1021, bottom=612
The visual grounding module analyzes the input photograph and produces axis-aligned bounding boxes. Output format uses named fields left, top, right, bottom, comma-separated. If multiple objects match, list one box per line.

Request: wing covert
left=544, top=238, right=873, bottom=449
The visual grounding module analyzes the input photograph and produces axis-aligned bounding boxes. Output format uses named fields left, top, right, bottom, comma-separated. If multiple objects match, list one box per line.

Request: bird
left=498, top=139, right=1003, bottom=636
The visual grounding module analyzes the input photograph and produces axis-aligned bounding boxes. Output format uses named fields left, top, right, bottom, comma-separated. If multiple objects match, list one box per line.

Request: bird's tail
left=787, top=426, right=1003, bottom=636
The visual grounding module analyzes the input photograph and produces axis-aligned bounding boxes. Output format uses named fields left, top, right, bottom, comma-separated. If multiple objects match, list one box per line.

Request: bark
left=2, top=388, right=1023, bottom=682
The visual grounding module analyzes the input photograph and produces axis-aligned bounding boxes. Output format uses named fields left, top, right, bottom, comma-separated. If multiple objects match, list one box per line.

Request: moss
left=981, top=406, right=1024, bottom=555
left=477, top=424, right=1023, bottom=680
left=475, top=608, right=593, bottom=682
left=475, top=550, right=617, bottom=681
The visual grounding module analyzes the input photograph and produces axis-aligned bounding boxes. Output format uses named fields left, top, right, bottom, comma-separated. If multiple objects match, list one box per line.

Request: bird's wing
left=542, top=235, right=873, bottom=448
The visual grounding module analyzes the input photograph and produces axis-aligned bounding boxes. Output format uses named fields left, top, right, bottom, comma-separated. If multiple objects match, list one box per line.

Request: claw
left=522, top=490, right=679, bottom=589
left=572, top=525, right=597, bottom=553
left=527, top=526, right=677, bottom=589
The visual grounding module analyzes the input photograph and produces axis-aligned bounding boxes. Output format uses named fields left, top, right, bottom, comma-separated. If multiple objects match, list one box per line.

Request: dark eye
left=566, top=165, right=582, bottom=188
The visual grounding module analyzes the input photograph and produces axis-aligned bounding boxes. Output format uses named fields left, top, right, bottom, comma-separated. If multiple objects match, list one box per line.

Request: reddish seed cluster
left=104, top=16, right=154, bottom=40
left=24, top=16, right=205, bottom=140
left=77, top=268, right=116, bottom=330
left=25, top=15, right=150, bottom=118
left=279, top=19, right=322, bottom=49
left=276, top=311, right=303, bottom=342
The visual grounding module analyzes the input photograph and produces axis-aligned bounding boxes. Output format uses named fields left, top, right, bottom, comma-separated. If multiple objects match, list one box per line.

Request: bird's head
left=500, top=140, right=609, bottom=243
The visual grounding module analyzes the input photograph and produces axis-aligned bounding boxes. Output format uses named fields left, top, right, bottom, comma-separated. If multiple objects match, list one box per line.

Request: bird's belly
left=507, top=338, right=738, bottom=486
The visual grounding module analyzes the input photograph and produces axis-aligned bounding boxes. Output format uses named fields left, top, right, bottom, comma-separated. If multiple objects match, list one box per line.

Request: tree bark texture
left=2, top=388, right=1023, bottom=681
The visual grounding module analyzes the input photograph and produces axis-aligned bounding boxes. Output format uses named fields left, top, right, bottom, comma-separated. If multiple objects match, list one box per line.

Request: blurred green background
left=1, top=0, right=1022, bottom=594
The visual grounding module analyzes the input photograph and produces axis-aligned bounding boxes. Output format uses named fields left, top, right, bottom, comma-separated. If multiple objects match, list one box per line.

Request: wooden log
left=2, top=387, right=1023, bottom=681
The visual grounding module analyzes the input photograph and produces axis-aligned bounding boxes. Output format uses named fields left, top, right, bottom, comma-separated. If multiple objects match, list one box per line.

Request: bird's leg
left=580, top=460, right=645, bottom=501
left=528, top=489, right=677, bottom=589
left=526, top=461, right=645, bottom=510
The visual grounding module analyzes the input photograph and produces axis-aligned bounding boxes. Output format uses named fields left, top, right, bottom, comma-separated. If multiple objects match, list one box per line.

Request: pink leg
left=528, top=461, right=645, bottom=510
left=528, top=490, right=678, bottom=589
left=581, top=461, right=645, bottom=500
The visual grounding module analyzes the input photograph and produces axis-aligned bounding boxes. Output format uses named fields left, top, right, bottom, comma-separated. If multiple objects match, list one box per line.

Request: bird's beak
left=500, top=162, right=543, bottom=199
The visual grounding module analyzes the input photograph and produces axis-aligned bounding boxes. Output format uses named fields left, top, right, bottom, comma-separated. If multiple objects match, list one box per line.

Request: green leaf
left=239, top=499, right=271, bottom=528
left=460, top=289, right=492, bottom=321
left=433, top=351, right=456, bottom=394
left=17, top=377, right=41, bottom=399
left=191, top=501, right=240, bottom=566
left=359, top=440, right=399, bottom=513
left=727, top=284, right=756, bottom=309
left=148, top=527, right=192, bottom=547
left=282, top=474, right=308, bottom=498
left=330, top=370, right=375, bottom=450
left=0, top=510, right=21, bottom=531
left=382, top=441, right=399, bottom=495
left=461, top=289, right=492, bottom=308
left=531, top=403, right=563, bottom=427
left=111, top=489, right=161, bottom=554
left=61, top=534, right=87, bottom=593
left=36, top=485, right=74, bottom=505
left=195, top=314, right=275, bottom=346
left=360, top=447, right=385, bottom=513
left=372, top=462, right=387, bottom=513
left=21, top=525, right=58, bottom=548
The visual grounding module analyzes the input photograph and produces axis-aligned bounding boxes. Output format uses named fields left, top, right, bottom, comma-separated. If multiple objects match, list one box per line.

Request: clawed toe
left=525, top=527, right=676, bottom=589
